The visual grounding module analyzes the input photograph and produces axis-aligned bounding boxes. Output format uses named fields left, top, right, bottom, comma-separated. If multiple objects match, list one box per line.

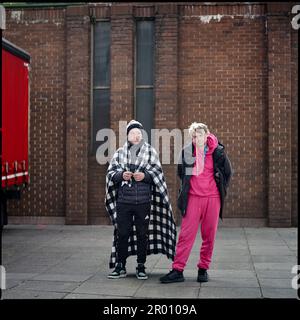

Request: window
left=135, top=20, right=155, bottom=143
left=92, top=21, right=111, bottom=154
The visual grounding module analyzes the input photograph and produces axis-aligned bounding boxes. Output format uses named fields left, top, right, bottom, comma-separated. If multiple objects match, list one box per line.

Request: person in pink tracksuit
left=160, top=122, right=232, bottom=283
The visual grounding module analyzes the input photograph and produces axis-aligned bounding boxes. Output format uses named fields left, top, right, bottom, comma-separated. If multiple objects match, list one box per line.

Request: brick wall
left=291, top=23, right=298, bottom=227
left=3, top=3, right=298, bottom=227
left=267, top=3, right=293, bottom=227
left=178, top=5, right=268, bottom=223
left=4, top=9, right=66, bottom=223
left=155, top=4, right=179, bottom=223
left=65, top=5, right=90, bottom=224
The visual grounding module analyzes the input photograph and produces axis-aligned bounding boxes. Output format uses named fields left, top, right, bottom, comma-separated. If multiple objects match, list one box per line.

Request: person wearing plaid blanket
left=160, top=122, right=232, bottom=283
left=105, top=120, right=177, bottom=280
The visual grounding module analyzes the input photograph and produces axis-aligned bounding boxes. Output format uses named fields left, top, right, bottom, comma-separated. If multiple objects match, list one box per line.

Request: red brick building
left=3, top=2, right=298, bottom=227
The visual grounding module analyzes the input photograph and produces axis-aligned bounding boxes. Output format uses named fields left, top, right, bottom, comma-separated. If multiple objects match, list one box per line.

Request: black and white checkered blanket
left=105, top=140, right=177, bottom=269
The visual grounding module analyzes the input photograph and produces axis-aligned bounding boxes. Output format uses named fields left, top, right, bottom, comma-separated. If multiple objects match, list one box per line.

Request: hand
left=133, top=172, right=145, bottom=182
left=123, top=171, right=133, bottom=181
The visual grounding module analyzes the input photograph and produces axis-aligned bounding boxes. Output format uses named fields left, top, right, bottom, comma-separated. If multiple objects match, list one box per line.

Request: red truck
left=1, top=38, right=31, bottom=225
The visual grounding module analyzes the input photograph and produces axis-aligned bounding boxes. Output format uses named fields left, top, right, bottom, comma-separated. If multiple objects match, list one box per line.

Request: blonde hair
left=188, top=122, right=209, bottom=137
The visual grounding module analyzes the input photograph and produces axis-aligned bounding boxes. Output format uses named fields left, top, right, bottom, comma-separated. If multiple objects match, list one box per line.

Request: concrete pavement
left=1, top=224, right=298, bottom=299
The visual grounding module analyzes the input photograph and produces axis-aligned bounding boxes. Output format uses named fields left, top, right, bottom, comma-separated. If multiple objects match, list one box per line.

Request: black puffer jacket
left=112, top=142, right=153, bottom=204
left=112, top=165, right=152, bottom=204
left=177, top=141, right=233, bottom=219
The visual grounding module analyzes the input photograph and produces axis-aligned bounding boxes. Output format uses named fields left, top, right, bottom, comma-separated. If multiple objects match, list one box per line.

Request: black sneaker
left=197, top=268, right=208, bottom=282
left=107, top=263, right=127, bottom=279
left=136, top=263, right=148, bottom=280
left=159, top=269, right=185, bottom=283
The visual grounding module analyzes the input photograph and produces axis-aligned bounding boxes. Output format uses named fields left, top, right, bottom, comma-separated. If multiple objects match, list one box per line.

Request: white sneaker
left=107, top=263, right=127, bottom=279
left=136, top=264, right=148, bottom=280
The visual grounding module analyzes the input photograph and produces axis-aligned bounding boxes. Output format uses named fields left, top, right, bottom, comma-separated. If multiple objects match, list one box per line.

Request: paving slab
left=3, top=288, right=67, bottom=299
left=15, top=280, right=81, bottom=293
left=198, top=287, right=262, bottom=299
left=251, top=255, right=297, bottom=263
left=209, top=262, right=255, bottom=271
left=6, top=273, right=39, bottom=280
left=200, top=277, right=260, bottom=288
left=261, top=288, right=298, bottom=299
left=5, top=279, right=25, bottom=290
left=5, top=264, right=53, bottom=274
left=64, top=293, right=129, bottom=299
left=249, top=246, right=294, bottom=256
left=258, top=278, right=295, bottom=289
left=256, top=269, right=296, bottom=279
left=134, top=283, right=200, bottom=298
left=31, top=273, right=93, bottom=282
left=254, top=262, right=296, bottom=271
left=44, top=264, right=102, bottom=275
left=72, top=280, right=142, bottom=297
left=205, top=269, right=258, bottom=279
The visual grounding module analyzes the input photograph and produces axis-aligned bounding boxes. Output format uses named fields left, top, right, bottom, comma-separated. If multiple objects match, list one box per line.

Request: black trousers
left=116, top=202, right=151, bottom=265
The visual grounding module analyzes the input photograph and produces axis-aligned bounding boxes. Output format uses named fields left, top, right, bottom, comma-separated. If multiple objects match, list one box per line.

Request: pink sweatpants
left=172, top=194, right=220, bottom=271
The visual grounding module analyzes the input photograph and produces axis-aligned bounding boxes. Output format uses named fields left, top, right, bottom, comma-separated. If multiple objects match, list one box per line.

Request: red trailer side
left=1, top=39, right=30, bottom=189
left=1, top=38, right=30, bottom=225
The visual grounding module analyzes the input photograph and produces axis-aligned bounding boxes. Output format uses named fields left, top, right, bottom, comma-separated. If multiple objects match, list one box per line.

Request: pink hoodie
left=189, top=133, right=220, bottom=198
